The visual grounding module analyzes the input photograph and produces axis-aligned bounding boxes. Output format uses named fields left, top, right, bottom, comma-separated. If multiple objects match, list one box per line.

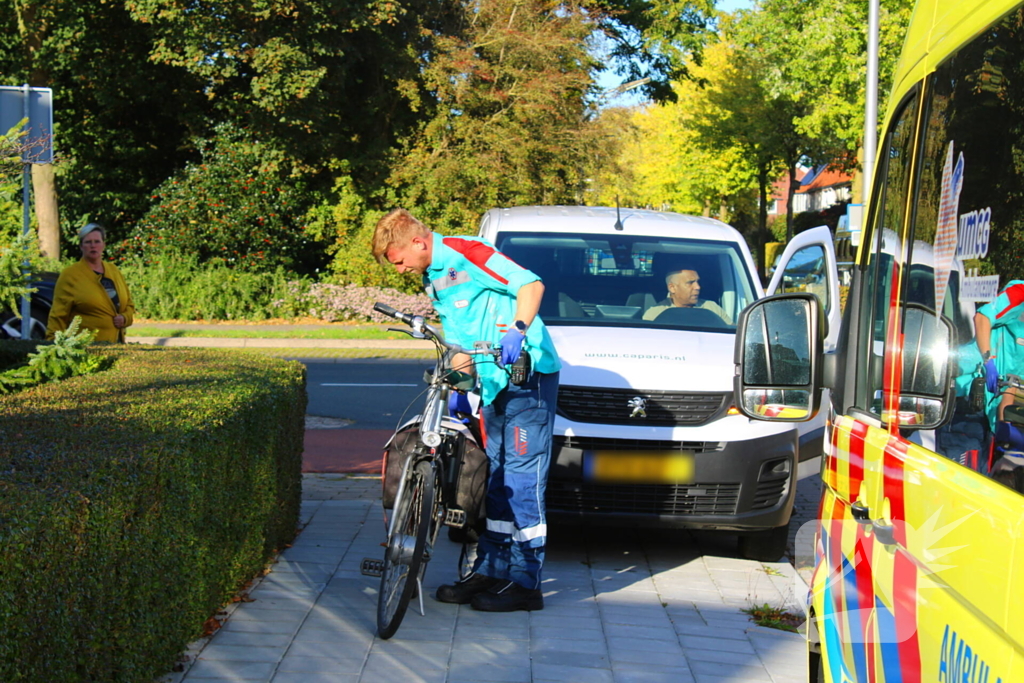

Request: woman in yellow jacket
left=46, top=223, right=134, bottom=343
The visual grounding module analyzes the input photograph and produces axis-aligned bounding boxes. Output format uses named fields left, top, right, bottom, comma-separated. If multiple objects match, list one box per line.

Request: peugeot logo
left=628, top=396, right=647, bottom=419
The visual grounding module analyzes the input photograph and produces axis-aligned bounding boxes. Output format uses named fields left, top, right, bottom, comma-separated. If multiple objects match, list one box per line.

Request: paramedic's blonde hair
left=372, top=209, right=431, bottom=264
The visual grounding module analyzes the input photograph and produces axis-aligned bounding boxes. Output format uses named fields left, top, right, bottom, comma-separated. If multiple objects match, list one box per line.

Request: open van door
left=765, top=226, right=842, bottom=353
left=764, top=225, right=841, bottom=462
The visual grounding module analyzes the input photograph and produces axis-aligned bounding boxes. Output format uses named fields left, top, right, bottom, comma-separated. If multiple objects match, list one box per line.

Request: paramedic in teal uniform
left=976, top=280, right=1024, bottom=432
left=372, top=208, right=560, bottom=612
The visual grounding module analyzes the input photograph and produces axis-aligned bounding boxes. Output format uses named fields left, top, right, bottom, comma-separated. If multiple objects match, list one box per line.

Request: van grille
left=547, top=481, right=740, bottom=516
left=555, top=435, right=723, bottom=454
left=557, top=386, right=731, bottom=426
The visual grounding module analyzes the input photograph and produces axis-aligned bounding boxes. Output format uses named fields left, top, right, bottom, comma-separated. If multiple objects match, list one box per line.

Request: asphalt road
left=301, top=357, right=824, bottom=565
left=304, top=358, right=435, bottom=430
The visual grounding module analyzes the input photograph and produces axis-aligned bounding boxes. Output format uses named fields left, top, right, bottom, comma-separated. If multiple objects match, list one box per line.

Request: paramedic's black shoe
left=471, top=580, right=544, bottom=612
left=435, top=573, right=500, bottom=604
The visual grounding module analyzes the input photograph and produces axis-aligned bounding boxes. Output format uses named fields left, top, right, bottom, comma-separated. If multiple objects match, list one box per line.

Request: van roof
left=483, top=206, right=742, bottom=242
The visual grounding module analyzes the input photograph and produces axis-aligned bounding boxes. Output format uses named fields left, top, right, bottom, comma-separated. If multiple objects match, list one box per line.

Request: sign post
left=0, top=85, right=54, bottom=339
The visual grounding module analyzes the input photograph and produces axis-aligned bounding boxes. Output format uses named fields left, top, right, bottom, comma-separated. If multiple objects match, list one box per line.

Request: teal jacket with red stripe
left=424, top=232, right=560, bottom=404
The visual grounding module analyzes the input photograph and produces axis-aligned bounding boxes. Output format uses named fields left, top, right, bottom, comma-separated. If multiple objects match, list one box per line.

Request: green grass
left=248, top=348, right=437, bottom=360
left=131, top=326, right=407, bottom=340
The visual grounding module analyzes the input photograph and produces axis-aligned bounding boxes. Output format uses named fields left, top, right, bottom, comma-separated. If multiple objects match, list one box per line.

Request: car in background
left=0, top=272, right=57, bottom=340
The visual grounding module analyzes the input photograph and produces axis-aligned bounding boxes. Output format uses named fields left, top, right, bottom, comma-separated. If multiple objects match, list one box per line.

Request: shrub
left=0, top=343, right=305, bottom=682
left=0, top=317, right=109, bottom=394
left=308, top=282, right=434, bottom=322
left=113, top=125, right=329, bottom=274
left=117, top=254, right=312, bottom=321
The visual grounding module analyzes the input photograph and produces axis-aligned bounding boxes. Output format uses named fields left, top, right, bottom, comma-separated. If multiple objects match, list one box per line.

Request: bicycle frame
left=364, top=301, right=498, bottom=638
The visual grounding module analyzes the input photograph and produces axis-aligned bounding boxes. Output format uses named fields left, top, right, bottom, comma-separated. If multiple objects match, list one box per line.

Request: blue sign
left=0, top=86, right=54, bottom=163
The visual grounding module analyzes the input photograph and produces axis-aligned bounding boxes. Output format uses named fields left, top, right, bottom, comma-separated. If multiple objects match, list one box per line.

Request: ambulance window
left=909, top=8, right=1024, bottom=493
left=860, top=94, right=918, bottom=419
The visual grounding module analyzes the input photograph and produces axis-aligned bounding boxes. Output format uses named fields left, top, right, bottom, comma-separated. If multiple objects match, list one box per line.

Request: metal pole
left=20, top=83, right=31, bottom=340
left=863, top=0, right=879, bottom=204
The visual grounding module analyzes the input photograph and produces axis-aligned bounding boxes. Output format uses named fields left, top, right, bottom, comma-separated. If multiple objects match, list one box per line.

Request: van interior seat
left=626, top=292, right=656, bottom=310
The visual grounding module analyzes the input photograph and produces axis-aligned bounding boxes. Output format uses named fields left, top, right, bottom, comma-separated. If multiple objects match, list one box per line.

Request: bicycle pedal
left=360, top=557, right=383, bottom=577
left=444, top=508, right=467, bottom=528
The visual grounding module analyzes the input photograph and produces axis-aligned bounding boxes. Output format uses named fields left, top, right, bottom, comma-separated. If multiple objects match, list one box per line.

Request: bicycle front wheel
left=377, top=458, right=435, bottom=639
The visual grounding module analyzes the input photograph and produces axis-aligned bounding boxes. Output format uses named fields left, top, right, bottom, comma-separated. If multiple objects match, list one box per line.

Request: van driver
left=642, top=268, right=732, bottom=323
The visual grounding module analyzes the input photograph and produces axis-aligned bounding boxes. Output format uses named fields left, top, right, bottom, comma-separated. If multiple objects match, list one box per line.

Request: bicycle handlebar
left=373, top=302, right=412, bottom=325
left=999, top=374, right=1024, bottom=391
left=373, top=302, right=499, bottom=357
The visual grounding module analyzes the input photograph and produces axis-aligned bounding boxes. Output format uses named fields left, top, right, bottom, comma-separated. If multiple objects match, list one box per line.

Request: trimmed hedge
left=0, top=343, right=306, bottom=682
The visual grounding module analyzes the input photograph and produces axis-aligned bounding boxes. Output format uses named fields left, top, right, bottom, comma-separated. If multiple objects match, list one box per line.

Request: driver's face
left=668, top=270, right=701, bottom=307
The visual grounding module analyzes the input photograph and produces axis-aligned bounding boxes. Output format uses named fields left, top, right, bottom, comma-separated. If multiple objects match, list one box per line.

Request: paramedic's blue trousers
left=475, top=371, right=559, bottom=590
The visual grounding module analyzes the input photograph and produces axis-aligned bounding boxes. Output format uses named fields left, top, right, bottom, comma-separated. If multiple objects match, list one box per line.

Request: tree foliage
left=385, top=0, right=602, bottom=235
left=127, top=0, right=447, bottom=188
left=0, top=0, right=210, bottom=239
left=0, top=0, right=918, bottom=302
left=115, top=126, right=328, bottom=273
left=737, top=0, right=914, bottom=155
left=589, top=0, right=715, bottom=100
left=590, top=41, right=762, bottom=220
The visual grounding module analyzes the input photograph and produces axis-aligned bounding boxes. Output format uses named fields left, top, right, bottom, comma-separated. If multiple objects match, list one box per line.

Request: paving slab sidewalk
left=160, top=474, right=810, bottom=683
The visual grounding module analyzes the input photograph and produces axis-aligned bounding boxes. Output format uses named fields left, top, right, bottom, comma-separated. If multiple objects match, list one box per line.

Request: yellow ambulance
left=734, top=0, right=1024, bottom=680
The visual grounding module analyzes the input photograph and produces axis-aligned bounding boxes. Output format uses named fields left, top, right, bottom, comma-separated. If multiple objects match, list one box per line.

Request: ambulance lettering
left=957, top=206, right=992, bottom=260
left=938, top=625, right=1003, bottom=683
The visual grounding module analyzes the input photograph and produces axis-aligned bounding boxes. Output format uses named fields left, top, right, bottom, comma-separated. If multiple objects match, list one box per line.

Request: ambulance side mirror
left=893, top=303, right=956, bottom=430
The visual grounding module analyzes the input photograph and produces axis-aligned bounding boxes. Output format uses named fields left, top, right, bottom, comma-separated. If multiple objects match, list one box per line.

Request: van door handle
left=850, top=502, right=896, bottom=545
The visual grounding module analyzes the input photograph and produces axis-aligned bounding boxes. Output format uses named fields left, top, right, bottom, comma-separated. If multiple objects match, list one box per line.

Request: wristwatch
left=513, top=320, right=528, bottom=335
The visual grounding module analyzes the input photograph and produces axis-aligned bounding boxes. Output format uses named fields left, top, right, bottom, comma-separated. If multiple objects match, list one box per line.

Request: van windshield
left=495, top=232, right=758, bottom=331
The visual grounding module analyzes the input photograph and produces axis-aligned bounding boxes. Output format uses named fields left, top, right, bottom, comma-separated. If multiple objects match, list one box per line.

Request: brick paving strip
left=158, top=474, right=812, bottom=683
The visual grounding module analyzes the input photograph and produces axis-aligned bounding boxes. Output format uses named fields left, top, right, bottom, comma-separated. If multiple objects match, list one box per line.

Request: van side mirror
left=891, top=303, right=956, bottom=430
left=733, top=293, right=824, bottom=422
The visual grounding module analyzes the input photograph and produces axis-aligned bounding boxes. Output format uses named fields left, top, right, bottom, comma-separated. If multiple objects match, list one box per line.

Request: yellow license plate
left=584, top=451, right=695, bottom=484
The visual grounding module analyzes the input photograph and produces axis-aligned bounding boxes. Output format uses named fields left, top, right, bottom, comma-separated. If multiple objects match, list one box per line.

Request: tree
left=0, top=0, right=211, bottom=244
left=594, top=0, right=716, bottom=102
left=127, top=0, right=448, bottom=194
left=733, top=0, right=914, bottom=229
left=588, top=74, right=759, bottom=219
left=115, top=126, right=329, bottom=274
left=385, top=0, right=603, bottom=234
left=680, top=36, right=793, bottom=276
left=0, top=125, right=46, bottom=312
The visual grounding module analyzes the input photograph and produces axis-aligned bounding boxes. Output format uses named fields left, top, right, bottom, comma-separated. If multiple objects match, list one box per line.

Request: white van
left=478, top=206, right=840, bottom=560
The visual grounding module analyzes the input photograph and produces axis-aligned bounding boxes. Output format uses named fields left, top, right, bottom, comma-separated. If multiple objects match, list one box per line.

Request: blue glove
left=499, top=329, right=525, bottom=367
left=448, top=391, right=472, bottom=423
left=985, top=358, right=999, bottom=394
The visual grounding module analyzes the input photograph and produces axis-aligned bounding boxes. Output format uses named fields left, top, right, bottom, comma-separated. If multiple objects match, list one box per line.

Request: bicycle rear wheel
left=377, top=458, right=434, bottom=639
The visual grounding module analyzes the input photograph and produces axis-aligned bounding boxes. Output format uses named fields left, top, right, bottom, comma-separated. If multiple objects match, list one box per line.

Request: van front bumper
left=545, top=427, right=798, bottom=531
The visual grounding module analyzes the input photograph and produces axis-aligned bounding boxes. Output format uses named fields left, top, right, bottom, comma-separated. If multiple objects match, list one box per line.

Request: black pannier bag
left=381, top=422, right=488, bottom=535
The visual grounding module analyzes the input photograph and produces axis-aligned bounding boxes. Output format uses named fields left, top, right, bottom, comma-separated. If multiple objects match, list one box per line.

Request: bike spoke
left=377, top=459, right=434, bottom=639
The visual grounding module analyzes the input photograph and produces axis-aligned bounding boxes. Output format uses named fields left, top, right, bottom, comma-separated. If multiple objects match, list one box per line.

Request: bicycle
left=359, top=302, right=499, bottom=639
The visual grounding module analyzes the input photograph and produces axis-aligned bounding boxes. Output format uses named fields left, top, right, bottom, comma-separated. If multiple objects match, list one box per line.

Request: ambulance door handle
left=850, top=502, right=896, bottom=545
left=850, top=501, right=871, bottom=523
left=872, top=522, right=896, bottom=546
